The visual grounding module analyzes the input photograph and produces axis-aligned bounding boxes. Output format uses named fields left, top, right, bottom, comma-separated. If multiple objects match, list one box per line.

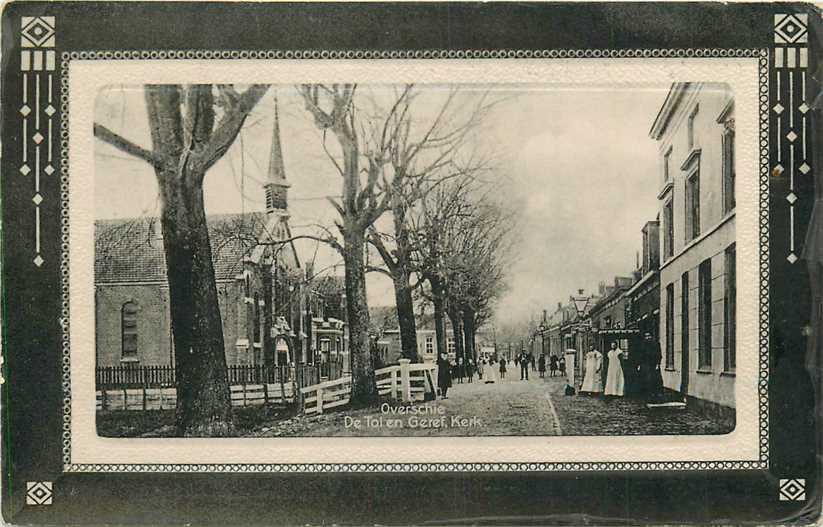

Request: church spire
left=264, top=92, right=291, bottom=216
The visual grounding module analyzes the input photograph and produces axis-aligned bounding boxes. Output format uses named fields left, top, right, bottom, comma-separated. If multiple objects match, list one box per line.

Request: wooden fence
left=301, top=376, right=352, bottom=415
left=96, top=363, right=334, bottom=412
left=375, top=360, right=437, bottom=403
left=299, top=359, right=437, bottom=415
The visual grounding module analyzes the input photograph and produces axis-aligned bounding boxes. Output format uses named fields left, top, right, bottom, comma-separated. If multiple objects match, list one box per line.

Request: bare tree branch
left=93, top=123, right=158, bottom=165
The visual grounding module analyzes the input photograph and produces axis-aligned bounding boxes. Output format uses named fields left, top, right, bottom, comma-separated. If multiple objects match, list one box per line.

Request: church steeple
left=264, top=93, right=291, bottom=217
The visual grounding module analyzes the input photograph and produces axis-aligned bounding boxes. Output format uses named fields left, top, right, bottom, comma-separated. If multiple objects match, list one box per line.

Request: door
left=680, top=272, right=690, bottom=396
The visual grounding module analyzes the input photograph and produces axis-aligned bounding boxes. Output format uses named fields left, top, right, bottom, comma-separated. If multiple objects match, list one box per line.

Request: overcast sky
left=94, top=84, right=667, bottom=328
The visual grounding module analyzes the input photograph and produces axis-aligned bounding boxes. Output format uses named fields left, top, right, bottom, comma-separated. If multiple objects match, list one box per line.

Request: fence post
left=390, top=369, right=398, bottom=400
left=399, top=359, right=411, bottom=402
left=262, top=382, right=269, bottom=405
left=316, top=386, right=324, bottom=415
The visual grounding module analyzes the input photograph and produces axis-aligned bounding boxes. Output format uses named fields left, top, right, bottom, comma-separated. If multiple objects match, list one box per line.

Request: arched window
left=121, top=301, right=139, bottom=361
left=253, top=293, right=261, bottom=344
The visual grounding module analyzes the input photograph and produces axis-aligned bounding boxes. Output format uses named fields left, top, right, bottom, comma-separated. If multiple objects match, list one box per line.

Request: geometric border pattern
left=59, top=47, right=770, bottom=473
left=779, top=478, right=806, bottom=501
left=25, top=481, right=53, bottom=505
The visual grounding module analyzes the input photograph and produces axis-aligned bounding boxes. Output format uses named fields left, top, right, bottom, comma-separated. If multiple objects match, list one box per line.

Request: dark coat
left=437, top=356, right=452, bottom=389
left=538, top=355, right=546, bottom=372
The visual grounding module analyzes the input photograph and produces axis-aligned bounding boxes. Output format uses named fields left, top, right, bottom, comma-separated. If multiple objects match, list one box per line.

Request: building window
left=663, top=199, right=674, bottom=259
left=447, top=338, right=455, bottom=354
left=722, top=120, right=736, bottom=213
left=665, top=284, right=675, bottom=369
left=425, top=335, right=434, bottom=355
left=687, top=104, right=699, bottom=150
left=686, top=170, right=701, bottom=241
left=663, top=147, right=672, bottom=183
left=253, top=293, right=261, bottom=344
left=698, top=259, right=713, bottom=369
left=724, top=244, right=737, bottom=371
left=681, top=272, right=689, bottom=373
left=121, top=301, right=139, bottom=361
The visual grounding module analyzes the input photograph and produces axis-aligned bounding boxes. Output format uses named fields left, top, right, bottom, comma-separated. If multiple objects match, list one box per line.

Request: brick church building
left=95, top=98, right=307, bottom=369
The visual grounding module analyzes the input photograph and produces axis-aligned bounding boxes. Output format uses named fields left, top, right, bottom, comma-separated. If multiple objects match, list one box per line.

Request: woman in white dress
left=580, top=346, right=603, bottom=394
left=484, top=358, right=498, bottom=383
left=603, top=341, right=625, bottom=397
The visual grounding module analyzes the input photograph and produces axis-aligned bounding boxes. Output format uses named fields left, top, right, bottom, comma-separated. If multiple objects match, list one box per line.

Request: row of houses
left=371, top=308, right=495, bottom=366
left=534, top=82, right=736, bottom=420
left=95, top=100, right=349, bottom=374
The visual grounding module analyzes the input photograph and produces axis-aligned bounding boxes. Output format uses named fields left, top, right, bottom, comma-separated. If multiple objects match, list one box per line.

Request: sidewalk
left=543, top=376, right=734, bottom=435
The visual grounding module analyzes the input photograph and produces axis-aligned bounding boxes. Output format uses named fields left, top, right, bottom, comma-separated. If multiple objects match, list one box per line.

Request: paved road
left=248, top=369, right=732, bottom=437
left=252, top=371, right=562, bottom=437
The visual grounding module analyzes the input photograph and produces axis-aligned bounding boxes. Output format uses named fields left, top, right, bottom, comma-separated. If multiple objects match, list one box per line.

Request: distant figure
left=549, top=355, right=558, bottom=377
left=437, top=351, right=452, bottom=399
left=530, top=353, right=536, bottom=372
left=499, top=357, right=507, bottom=379
left=538, top=354, right=547, bottom=378
left=477, top=359, right=485, bottom=381
left=466, top=358, right=475, bottom=383
left=558, top=356, right=566, bottom=376
left=514, top=356, right=520, bottom=368
left=580, top=346, right=603, bottom=394
left=604, top=341, right=625, bottom=397
left=455, top=357, right=465, bottom=384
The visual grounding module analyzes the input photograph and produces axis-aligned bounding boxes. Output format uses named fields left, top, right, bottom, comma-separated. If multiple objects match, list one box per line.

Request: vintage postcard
left=2, top=2, right=821, bottom=525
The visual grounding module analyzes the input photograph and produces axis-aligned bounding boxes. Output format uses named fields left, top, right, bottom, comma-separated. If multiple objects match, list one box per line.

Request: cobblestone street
left=544, top=376, right=734, bottom=435
left=245, top=369, right=732, bottom=437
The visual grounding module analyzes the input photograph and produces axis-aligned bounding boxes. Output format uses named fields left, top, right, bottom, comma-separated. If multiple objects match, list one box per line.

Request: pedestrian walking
left=514, top=356, right=520, bottom=368
left=477, top=358, right=485, bottom=381
left=456, top=357, right=465, bottom=384
left=558, top=355, right=566, bottom=377
left=519, top=351, right=530, bottom=380
left=604, top=341, right=625, bottom=397
left=529, top=352, right=536, bottom=372
left=437, top=351, right=452, bottom=399
left=580, top=346, right=603, bottom=394
left=466, top=358, right=474, bottom=383
left=499, top=357, right=507, bottom=380
left=549, top=354, right=558, bottom=377
left=538, top=354, right=546, bottom=378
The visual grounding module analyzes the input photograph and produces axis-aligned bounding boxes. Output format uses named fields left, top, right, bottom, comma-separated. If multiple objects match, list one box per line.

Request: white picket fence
left=300, top=359, right=438, bottom=415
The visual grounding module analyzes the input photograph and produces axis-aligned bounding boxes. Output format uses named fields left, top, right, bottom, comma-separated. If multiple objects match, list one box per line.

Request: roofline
left=649, top=82, right=690, bottom=140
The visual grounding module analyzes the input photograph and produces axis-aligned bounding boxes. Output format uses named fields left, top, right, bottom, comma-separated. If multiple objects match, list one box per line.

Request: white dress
left=484, top=361, right=498, bottom=382
left=603, top=348, right=625, bottom=396
left=580, top=351, right=603, bottom=393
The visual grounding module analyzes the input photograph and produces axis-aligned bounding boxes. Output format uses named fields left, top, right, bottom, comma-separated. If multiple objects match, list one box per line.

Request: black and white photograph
left=2, top=3, right=821, bottom=525
left=92, top=82, right=738, bottom=438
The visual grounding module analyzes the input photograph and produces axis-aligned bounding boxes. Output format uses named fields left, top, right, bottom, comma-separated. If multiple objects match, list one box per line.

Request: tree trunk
left=463, top=309, right=477, bottom=361
left=159, top=170, right=233, bottom=437
left=343, top=226, right=376, bottom=405
left=393, top=271, right=419, bottom=362
left=448, top=305, right=464, bottom=361
left=430, top=275, right=447, bottom=357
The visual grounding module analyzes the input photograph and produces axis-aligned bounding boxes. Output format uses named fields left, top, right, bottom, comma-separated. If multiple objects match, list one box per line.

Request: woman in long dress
left=484, top=358, right=498, bottom=383
left=580, top=346, right=603, bottom=394
left=603, top=341, right=625, bottom=397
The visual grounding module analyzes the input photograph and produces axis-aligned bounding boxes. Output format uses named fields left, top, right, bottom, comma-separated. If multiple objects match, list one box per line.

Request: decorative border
left=773, top=14, right=810, bottom=264
left=56, top=47, right=771, bottom=473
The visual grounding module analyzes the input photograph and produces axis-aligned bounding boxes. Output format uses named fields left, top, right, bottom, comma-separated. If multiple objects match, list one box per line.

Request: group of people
left=578, top=332, right=664, bottom=402
left=435, top=352, right=508, bottom=398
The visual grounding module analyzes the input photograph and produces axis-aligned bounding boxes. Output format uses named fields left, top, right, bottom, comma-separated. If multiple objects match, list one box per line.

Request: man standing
left=641, top=332, right=664, bottom=403
left=520, top=351, right=530, bottom=380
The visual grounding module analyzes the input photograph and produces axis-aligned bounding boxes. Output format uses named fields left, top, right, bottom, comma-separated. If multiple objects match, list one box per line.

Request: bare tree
left=94, top=84, right=269, bottom=436
left=367, top=88, right=493, bottom=363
